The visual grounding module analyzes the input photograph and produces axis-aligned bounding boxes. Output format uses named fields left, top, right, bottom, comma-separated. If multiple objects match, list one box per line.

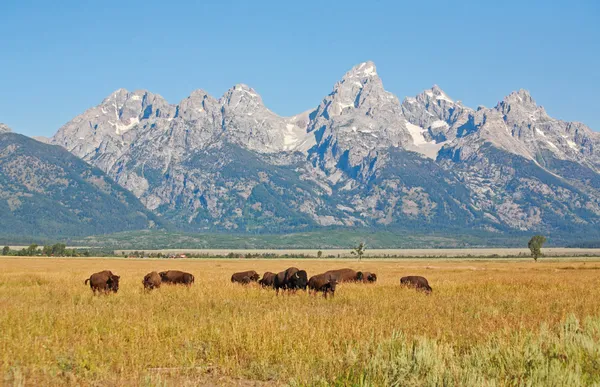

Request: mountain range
left=2, top=61, right=600, bottom=242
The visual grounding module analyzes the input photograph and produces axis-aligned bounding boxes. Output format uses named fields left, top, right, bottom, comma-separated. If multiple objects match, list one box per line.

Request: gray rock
left=0, top=123, right=11, bottom=133
left=48, top=61, right=600, bottom=235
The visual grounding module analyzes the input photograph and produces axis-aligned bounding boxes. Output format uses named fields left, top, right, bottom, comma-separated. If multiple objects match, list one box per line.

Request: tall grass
left=1, top=258, right=599, bottom=385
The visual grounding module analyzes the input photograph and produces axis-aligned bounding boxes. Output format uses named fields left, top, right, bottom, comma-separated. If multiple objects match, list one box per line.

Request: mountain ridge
left=0, top=130, right=167, bottom=237
left=42, top=61, right=600, bottom=237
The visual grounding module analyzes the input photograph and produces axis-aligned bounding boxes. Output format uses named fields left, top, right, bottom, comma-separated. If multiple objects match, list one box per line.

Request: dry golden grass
left=1, top=257, right=600, bottom=386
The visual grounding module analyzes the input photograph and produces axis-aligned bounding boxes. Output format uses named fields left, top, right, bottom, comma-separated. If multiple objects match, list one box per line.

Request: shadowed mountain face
left=46, top=62, right=600, bottom=236
left=0, top=130, right=165, bottom=237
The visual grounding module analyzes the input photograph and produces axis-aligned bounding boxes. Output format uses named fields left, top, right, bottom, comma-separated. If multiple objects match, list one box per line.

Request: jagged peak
left=105, top=88, right=129, bottom=99
left=101, top=88, right=140, bottom=104
left=224, top=83, right=261, bottom=97
left=0, top=123, right=12, bottom=133
left=187, top=89, right=212, bottom=98
left=221, top=83, right=264, bottom=106
left=502, top=89, right=536, bottom=106
left=423, top=84, right=454, bottom=103
left=342, top=61, right=378, bottom=80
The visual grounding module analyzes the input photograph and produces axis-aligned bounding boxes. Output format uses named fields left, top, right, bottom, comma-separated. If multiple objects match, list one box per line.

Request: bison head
left=107, top=275, right=120, bottom=292
left=328, top=278, right=337, bottom=291
left=356, top=271, right=364, bottom=281
left=368, top=273, right=377, bottom=282
left=250, top=273, right=260, bottom=281
left=290, top=270, right=308, bottom=290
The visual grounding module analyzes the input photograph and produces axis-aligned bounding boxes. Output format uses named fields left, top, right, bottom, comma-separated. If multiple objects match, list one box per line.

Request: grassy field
left=1, top=257, right=600, bottom=386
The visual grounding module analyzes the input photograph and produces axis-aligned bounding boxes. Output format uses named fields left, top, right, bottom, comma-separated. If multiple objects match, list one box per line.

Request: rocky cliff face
left=50, top=62, right=600, bottom=235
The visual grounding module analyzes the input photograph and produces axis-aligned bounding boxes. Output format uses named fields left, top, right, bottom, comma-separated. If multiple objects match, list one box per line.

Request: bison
left=308, top=273, right=337, bottom=298
left=142, top=271, right=162, bottom=290
left=85, top=270, right=120, bottom=294
left=323, top=268, right=362, bottom=283
left=258, top=271, right=276, bottom=288
left=231, top=270, right=260, bottom=284
left=400, top=276, right=432, bottom=293
left=274, top=267, right=308, bottom=294
left=159, top=270, right=194, bottom=286
left=360, top=272, right=377, bottom=283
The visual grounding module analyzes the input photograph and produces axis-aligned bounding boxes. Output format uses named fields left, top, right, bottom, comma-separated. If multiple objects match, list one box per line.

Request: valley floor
left=1, top=258, right=600, bottom=385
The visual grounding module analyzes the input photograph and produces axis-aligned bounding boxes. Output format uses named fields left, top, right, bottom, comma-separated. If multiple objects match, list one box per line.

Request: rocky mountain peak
left=414, top=85, right=455, bottom=105
left=101, top=88, right=130, bottom=104
left=0, top=123, right=12, bottom=133
left=222, top=84, right=263, bottom=102
left=503, top=89, right=535, bottom=105
left=176, top=89, right=219, bottom=121
left=188, top=89, right=212, bottom=99
left=429, top=85, right=454, bottom=103
left=318, top=61, right=395, bottom=120
left=343, top=61, right=378, bottom=80
left=42, top=62, right=600, bottom=237
left=220, top=84, right=266, bottom=117
left=496, top=89, right=548, bottom=122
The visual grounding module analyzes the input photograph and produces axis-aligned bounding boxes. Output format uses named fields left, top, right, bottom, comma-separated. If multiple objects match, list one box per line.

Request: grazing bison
left=142, top=271, right=162, bottom=290
left=259, top=271, right=276, bottom=288
left=274, top=267, right=308, bottom=294
left=360, top=272, right=377, bottom=283
left=308, top=273, right=337, bottom=298
left=323, top=268, right=362, bottom=283
left=231, top=270, right=260, bottom=284
left=159, top=270, right=194, bottom=286
left=400, top=276, right=432, bottom=293
left=289, top=270, right=308, bottom=291
left=85, top=270, right=120, bottom=294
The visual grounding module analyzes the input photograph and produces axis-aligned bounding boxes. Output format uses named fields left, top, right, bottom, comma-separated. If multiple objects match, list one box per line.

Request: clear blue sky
left=1, top=0, right=598, bottom=137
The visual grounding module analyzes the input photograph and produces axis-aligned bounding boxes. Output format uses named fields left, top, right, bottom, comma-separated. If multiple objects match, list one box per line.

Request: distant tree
left=42, top=245, right=52, bottom=256
left=528, top=235, right=547, bottom=261
left=52, top=243, right=66, bottom=256
left=26, top=244, right=39, bottom=256
left=2, top=246, right=9, bottom=255
left=317, top=250, right=323, bottom=258
left=350, top=242, right=366, bottom=261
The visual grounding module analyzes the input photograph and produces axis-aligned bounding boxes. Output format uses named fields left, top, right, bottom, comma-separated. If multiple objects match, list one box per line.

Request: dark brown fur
left=308, top=273, right=337, bottom=298
left=400, top=276, right=432, bottom=293
left=85, top=270, right=120, bottom=294
left=360, top=272, right=377, bottom=283
left=274, top=267, right=308, bottom=294
left=258, top=271, right=276, bottom=288
left=323, top=268, right=362, bottom=282
left=159, top=270, right=194, bottom=285
left=231, top=270, right=260, bottom=284
left=142, top=271, right=162, bottom=290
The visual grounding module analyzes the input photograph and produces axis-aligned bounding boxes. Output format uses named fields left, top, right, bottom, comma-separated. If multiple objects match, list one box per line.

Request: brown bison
left=323, top=268, right=362, bottom=282
left=85, top=270, right=120, bottom=294
left=159, top=270, right=194, bottom=286
left=400, top=276, right=432, bottom=293
left=360, top=272, right=377, bottom=283
left=274, top=267, right=308, bottom=294
left=142, top=271, right=162, bottom=290
left=308, top=273, right=337, bottom=298
left=258, top=271, right=276, bottom=288
left=231, top=270, right=260, bottom=284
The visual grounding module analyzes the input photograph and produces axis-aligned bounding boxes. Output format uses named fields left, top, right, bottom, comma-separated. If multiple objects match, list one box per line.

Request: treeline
left=1, top=244, right=117, bottom=257
left=122, top=251, right=337, bottom=259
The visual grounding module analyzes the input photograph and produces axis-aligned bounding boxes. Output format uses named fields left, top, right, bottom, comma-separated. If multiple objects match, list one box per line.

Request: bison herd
left=85, top=268, right=432, bottom=296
